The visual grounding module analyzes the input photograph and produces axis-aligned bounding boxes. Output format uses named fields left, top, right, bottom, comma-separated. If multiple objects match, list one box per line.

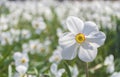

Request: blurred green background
left=0, top=0, right=120, bottom=77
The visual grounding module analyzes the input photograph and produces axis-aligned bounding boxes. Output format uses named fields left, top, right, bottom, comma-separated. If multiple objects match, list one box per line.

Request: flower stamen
left=75, top=33, right=85, bottom=43
left=21, top=58, right=26, bottom=64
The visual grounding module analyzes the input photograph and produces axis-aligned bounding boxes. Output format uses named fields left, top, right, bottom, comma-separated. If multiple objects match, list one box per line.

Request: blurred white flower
left=27, top=75, right=36, bottom=77
left=32, top=17, right=46, bottom=34
left=16, top=65, right=27, bottom=76
left=55, top=4, right=67, bottom=20
left=104, top=54, right=114, bottom=66
left=59, top=16, right=106, bottom=62
left=110, top=72, right=120, bottom=77
left=14, top=65, right=28, bottom=77
left=49, top=46, right=62, bottom=64
left=21, top=29, right=31, bottom=39
left=13, top=52, right=29, bottom=68
left=14, top=73, right=27, bottom=77
left=7, top=10, right=21, bottom=26
left=14, top=73, right=36, bottom=77
left=43, top=7, right=53, bottom=20
left=0, top=15, right=8, bottom=31
left=104, top=54, right=115, bottom=73
left=50, top=63, right=65, bottom=77
left=9, top=29, right=20, bottom=42
left=69, top=65, right=79, bottom=77
left=0, top=32, right=13, bottom=45
left=22, top=40, right=45, bottom=54
left=44, top=38, right=51, bottom=46
left=57, top=28, right=63, bottom=37
left=22, top=12, right=32, bottom=21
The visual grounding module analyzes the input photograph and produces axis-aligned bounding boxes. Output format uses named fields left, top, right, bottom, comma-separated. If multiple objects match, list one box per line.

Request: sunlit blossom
left=59, top=16, right=106, bottom=62
left=13, top=52, right=29, bottom=67
left=50, top=63, right=65, bottom=77
left=104, top=54, right=115, bottom=73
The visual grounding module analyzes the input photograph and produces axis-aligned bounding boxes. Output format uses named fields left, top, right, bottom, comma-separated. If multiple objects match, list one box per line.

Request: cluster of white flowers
left=13, top=52, right=29, bottom=77
left=0, top=0, right=120, bottom=77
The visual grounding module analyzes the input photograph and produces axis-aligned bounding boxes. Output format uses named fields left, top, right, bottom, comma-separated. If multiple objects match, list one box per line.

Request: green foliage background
left=0, top=1, right=120, bottom=77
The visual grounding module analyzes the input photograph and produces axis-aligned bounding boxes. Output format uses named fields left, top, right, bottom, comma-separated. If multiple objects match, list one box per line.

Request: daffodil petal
left=62, top=44, right=78, bottom=60
left=58, top=69, right=65, bottom=77
left=78, top=42, right=97, bottom=62
left=50, top=63, right=57, bottom=74
left=66, top=16, right=84, bottom=34
left=83, top=21, right=99, bottom=35
left=86, top=31, right=106, bottom=47
left=59, top=32, right=75, bottom=48
left=13, top=52, right=22, bottom=60
left=107, top=64, right=114, bottom=73
left=16, top=65, right=27, bottom=74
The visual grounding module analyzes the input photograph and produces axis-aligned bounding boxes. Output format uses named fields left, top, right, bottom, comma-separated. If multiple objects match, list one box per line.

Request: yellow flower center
left=55, top=56, right=60, bottom=61
left=75, top=33, right=85, bottom=43
left=21, top=58, right=26, bottom=64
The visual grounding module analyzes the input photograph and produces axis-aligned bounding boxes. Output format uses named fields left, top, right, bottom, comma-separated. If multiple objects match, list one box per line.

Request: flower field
left=0, top=0, right=120, bottom=77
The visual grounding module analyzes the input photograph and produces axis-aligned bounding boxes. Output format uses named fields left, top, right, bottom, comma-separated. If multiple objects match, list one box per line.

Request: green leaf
left=63, top=61, right=71, bottom=77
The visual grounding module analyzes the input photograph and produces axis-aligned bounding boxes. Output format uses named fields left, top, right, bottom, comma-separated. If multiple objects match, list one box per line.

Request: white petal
left=16, top=65, right=27, bottom=74
left=58, top=69, right=65, bottom=77
left=107, top=64, right=114, bottom=74
left=86, top=32, right=106, bottom=47
left=110, top=72, right=120, bottom=77
left=72, top=65, right=79, bottom=77
left=13, top=52, right=22, bottom=60
left=62, top=44, right=78, bottom=60
left=66, top=16, right=84, bottom=34
left=50, top=63, right=57, bottom=75
left=83, top=21, right=99, bottom=35
left=104, top=54, right=114, bottom=65
left=78, top=42, right=97, bottom=62
left=59, top=32, right=75, bottom=48
left=14, top=73, right=19, bottom=77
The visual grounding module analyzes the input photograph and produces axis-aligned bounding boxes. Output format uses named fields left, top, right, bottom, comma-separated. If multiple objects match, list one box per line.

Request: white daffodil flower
left=104, top=54, right=115, bottom=73
left=16, top=65, right=27, bottom=75
left=32, top=17, right=46, bottom=34
left=110, top=72, right=120, bottom=77
left=49, top=46, right=62, bottom=64
left=59, top=16, right=106, bottom=62
left=15, top=65, right=27, bottom=77
left=50, top=63, right=65, bottom=77
left=69, top=65, right=79, bottom=77
left=13, top=52, right=29, bottom=67
left=104, top=54, right=114, bottom=66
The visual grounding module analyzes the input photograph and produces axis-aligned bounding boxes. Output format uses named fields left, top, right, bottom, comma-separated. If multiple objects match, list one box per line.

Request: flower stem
left=85, top=62, right=89, bottom=77
left=63, top=61, right=72, bottom=77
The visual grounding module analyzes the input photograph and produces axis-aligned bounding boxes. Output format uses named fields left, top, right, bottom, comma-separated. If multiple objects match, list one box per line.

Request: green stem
left=63, top=61, right=71, bottom=77
left=85, top=62, right=89, bottom=77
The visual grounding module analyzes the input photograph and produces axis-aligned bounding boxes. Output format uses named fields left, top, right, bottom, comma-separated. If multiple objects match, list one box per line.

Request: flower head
left=104, top=54, right=115, bottom=73
left=69, top=65, right=79, bottom=77
left=49, top=46, right=62, bottom=64
left=13, top=52, right=29, bottom=67
left=110, top=72, right=120, bottom=77
left=14, top=65, right=28, bottom=77
left=16, top=65, right=27, bottom=75
left=59, top=16, right=106, bottom=62
left=50, top=63, right=65, bottom=77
